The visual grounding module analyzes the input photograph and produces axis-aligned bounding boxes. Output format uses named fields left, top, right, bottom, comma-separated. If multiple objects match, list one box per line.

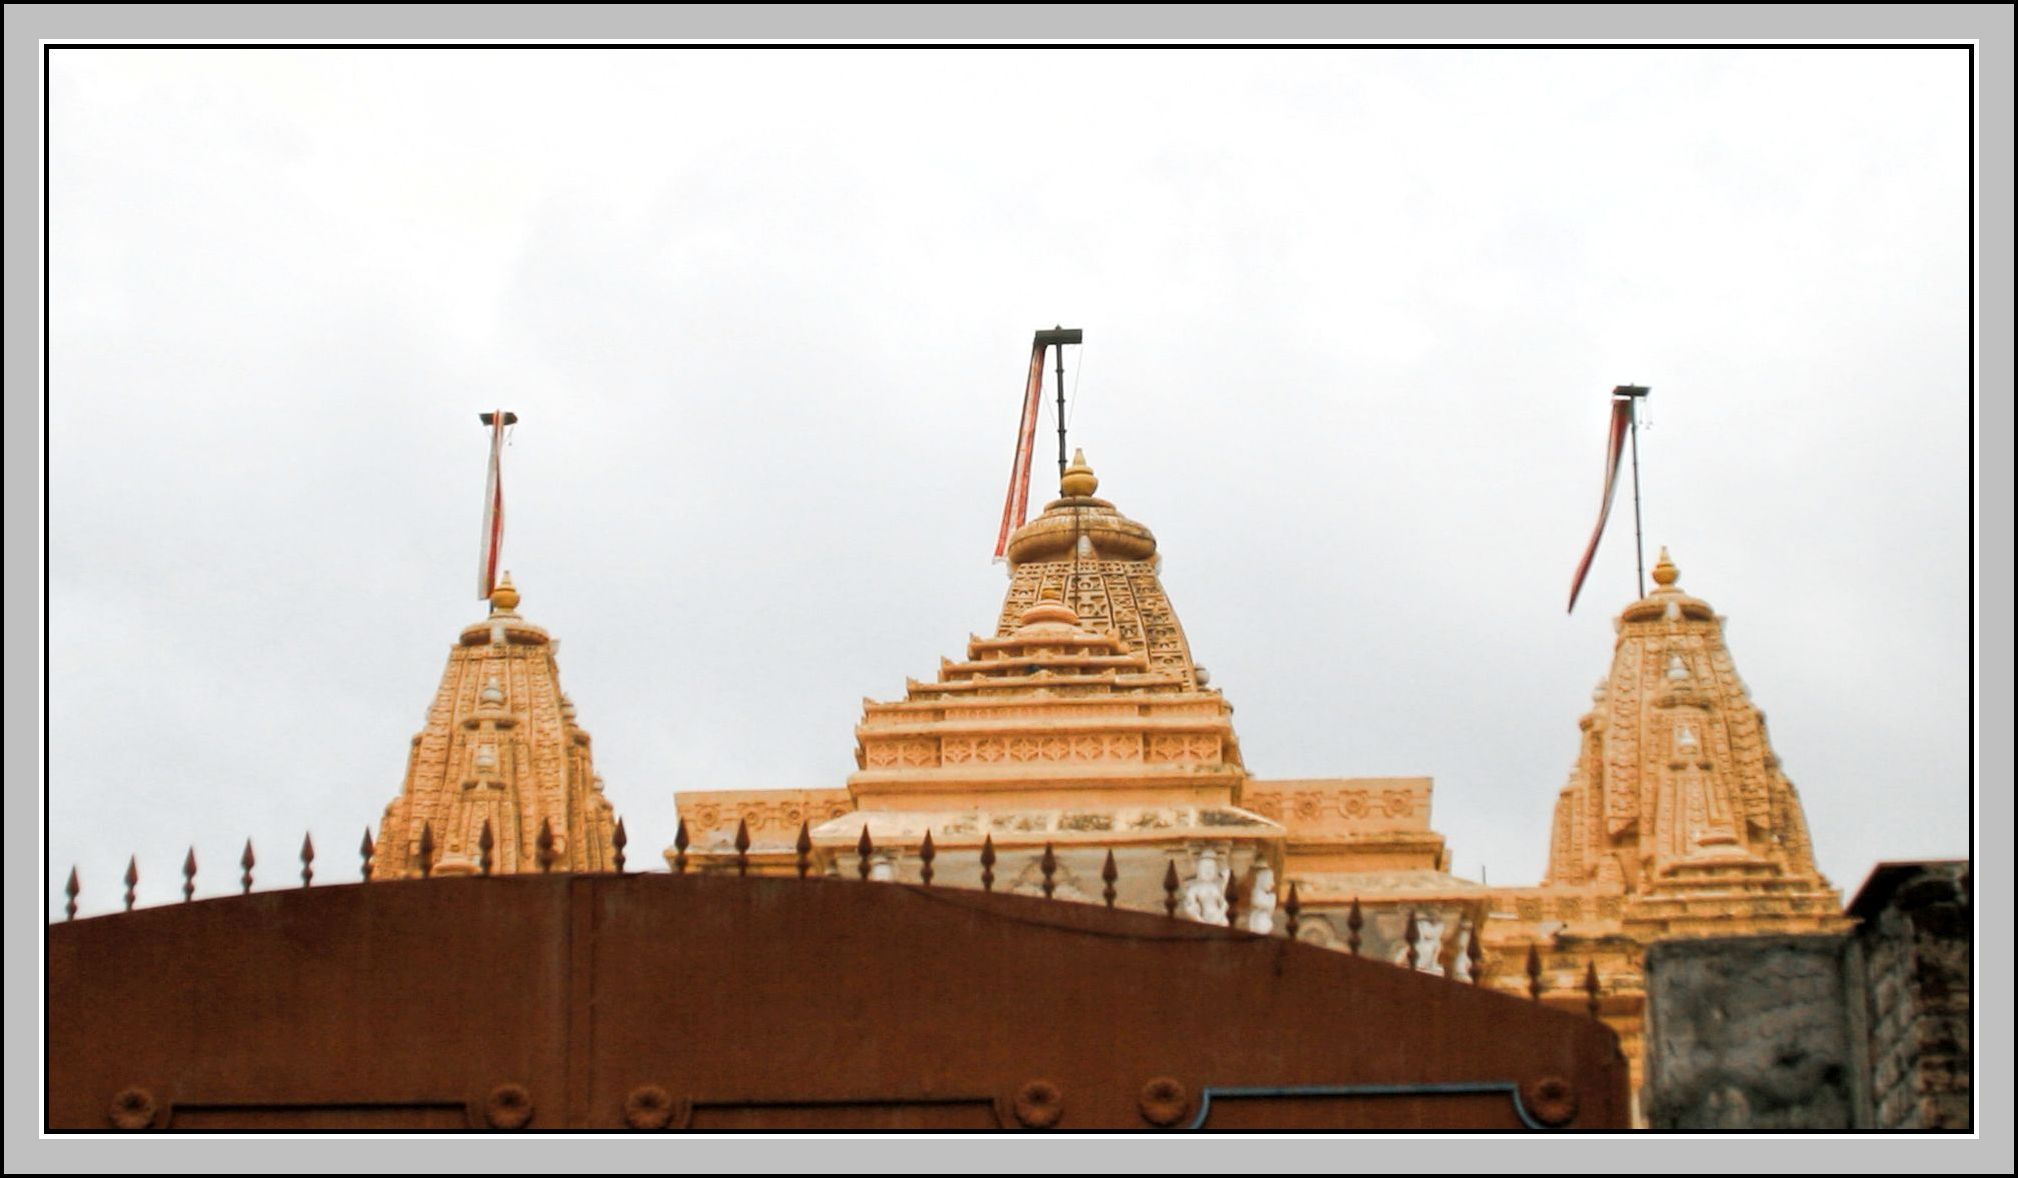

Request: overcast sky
left=47, top=47, right=1971, bottom=917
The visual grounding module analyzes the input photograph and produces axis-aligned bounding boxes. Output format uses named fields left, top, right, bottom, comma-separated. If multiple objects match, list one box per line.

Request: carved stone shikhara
left=376, top=575, right=618, bottom=878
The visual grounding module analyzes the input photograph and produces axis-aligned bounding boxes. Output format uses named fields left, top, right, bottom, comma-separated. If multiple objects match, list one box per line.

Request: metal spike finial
left=1467, top=923, right=1484, bottom=985
left=1404, top=910, right=1421, bottom=971
left=537, top=818, right=556, bottom=873
left=239, top=839, right=256, bottom=895
left=1162, top=859, right=1180, bottom=917
left=1585, top=960, right=1602, bottom=1018
left=1526, top=943, right=1544, bottom=1001
left=919, top=830, right=936, bottom=887
left=359, top=828, right=376, bottom=882
left=612, top=817, right=628, bottom=874
left=65, top=866, right=79, bottom=921
left=1284, top=882, right=1301, bottom=939
left=1040, top=843, right=1057, bottom=899
left=1346, top=897, right=1363, bottom=956
left=795, top=821, right=812, bottom=880
left=123, top=856, right=138, bottom=912
left=299, top=833, right=315, bottom=888
left=418, top=822, right=436, bottom=879
left=182, top=848, right=197, bottom=903
left=1101, top=850, right=1118, bottom=909
left=674, top=819, right=690, bottom=874
left=479, top=819, right=495, bottom=876
left=856, top=825, right=874, bottom=880
left=980, top=834, right=997, bottom=893
left=734, top=818, right=751, bottom=877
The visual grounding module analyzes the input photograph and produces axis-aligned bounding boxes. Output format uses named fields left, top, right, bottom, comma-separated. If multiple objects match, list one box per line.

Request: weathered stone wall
left=1858, top=865, right=1971, bottom=1130
left=1643, top=862, right=1973, bottom=1132
left=1643, top=934, right=1860, bottom=1130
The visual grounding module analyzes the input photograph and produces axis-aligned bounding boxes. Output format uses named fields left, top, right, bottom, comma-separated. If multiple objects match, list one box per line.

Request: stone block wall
left=1855, top=863, right=1971, bottom=1130
left=1643, top=934, right=1861, bottom=1130
left=1642, top=861, right=1971, bottom=1132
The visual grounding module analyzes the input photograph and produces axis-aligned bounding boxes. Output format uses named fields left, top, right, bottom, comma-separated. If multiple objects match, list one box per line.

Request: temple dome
left=1004, top=451, right=1158, bottom=566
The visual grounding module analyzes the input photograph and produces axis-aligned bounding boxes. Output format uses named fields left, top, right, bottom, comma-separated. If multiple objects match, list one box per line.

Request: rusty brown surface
left=48, top=874, right=1629, bottom=1131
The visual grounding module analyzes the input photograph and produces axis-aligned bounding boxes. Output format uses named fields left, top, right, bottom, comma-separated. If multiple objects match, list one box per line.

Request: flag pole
left=1616, top=385, right=1651, bottom=599
left=477, top=410, right=518, bottom=601
left=1034, top=327, right=1083, bottom=479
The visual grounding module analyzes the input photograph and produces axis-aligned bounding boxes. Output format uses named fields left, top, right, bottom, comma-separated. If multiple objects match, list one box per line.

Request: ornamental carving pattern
left=1243, top=788, right=1420, bottom=824
left=938, top=733, right=1143, bottom=765
left=682, top=798, right=853, bottom=836
left=999, top=559, right=1199, bottom=688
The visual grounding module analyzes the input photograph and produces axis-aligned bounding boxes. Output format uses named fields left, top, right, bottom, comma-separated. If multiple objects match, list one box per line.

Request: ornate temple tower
left=821, top=450, right=1279, bottom=900
left=377, top=575, right=619, bottom=878
left=1542, top=548, right=1843, bottom=934
left=1484, top=549, right=1849, bottom=1114
left=669, top=452, right=1285, bottom=908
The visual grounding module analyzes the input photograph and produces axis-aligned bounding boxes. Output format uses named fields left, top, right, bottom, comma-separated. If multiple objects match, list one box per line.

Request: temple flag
left=1567, top=397, right=1633, bottom=614
left=478, top=410, right=513, bottom=599
left=992, top=340, right=1049, bottom=561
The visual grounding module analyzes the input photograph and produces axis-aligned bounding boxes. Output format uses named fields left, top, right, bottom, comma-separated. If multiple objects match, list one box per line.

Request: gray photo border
left=6, top=4, right=2009, bottom=1173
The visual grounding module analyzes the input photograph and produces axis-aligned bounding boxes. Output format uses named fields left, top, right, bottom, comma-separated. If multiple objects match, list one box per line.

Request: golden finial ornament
left=1651, top=548, right=1679, bottom=589
left=1061, top=448, right=1099, bottom=498
left=490, top=572, right=521, bottom=612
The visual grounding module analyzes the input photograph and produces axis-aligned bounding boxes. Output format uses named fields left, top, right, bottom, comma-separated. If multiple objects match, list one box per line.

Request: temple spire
left=1543, top=552, right=1844, bottom=935
left=377, top=575, right=619, bottom=878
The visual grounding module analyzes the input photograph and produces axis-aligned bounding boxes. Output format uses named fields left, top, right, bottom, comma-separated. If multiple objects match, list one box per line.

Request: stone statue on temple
left=1245, top=864, right=1277, bottom=935
left=1183, top=851, right=1230, bottom=926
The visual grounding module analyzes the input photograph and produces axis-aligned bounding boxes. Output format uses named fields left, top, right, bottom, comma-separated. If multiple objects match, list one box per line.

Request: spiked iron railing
left=68, top=814, right=1632, bottom=1023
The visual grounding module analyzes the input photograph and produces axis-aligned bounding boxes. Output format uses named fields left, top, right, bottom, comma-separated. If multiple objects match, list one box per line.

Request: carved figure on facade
left=1182, top=851, right=1230, bottom=926
left=1245, top=863, right=1277, bottom=935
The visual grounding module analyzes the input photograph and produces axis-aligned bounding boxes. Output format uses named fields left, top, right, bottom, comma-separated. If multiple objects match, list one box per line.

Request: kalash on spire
left=375, top=573, right=621, bottom=878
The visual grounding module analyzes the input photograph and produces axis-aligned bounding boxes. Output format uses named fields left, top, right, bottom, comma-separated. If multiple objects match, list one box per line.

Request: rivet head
left=486, top=1083, right=534, bottom=1130
left=1521, top=1075, right=1579, bottom=1127
left=624, top=1084, right=675, bottom=1131
left=1012, top=1079, right=1064, bottom=1129
left=1137, top=1076, right=1191, bottom=1127
left=108, top=1087, right=156, bottom=1131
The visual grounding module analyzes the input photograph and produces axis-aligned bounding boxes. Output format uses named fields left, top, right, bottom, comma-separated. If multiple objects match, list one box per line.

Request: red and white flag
left=1567, top=397, right=1633, bottom=614
left=992, top=341, right=1049, bottom=561
left=479, top=411, right=508, bottom=599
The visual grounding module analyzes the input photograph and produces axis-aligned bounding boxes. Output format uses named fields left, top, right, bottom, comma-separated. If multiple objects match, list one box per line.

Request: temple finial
left=490, top=571, right=520, bottom=612
left=1651, top=547, right=1679, bottom=589
left=1061, top=448, right=1098, bottom=498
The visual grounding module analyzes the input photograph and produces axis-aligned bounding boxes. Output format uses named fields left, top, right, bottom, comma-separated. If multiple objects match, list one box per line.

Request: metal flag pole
left=1614, top=385, right=1651, bottom=599
left=477, top=410, right=518, bottom=601
left=1034, top=327, right=1083, bottom=477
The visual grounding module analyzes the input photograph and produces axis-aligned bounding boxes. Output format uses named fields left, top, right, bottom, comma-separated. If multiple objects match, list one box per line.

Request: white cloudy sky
left=46, top=47, right=1971, bottom=916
